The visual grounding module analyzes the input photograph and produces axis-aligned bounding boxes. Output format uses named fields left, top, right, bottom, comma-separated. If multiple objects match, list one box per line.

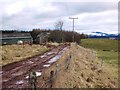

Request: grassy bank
left=36, top=40, right=118, bottom=88
left=1, top=44, right=50, bottom=66
left=37, top=43, right=118, bottom=88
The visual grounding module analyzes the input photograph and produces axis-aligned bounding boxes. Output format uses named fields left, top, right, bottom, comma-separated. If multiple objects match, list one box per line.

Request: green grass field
left=97, top=51, right=118, bottom=66
left=81, top=38, right=118, bottom=51
left=81, top=38, right=119, bottom=67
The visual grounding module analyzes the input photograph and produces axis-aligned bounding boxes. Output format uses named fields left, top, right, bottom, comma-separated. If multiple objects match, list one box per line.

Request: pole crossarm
left=69, top=17, right=78, bottom=19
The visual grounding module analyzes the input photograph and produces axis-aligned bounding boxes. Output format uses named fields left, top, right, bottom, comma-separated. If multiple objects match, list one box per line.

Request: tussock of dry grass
left=38, top=43, right=118, bottom=88
left=1, top=44, right=50, bottom=66
left=47, top=42, right=60, bottom=46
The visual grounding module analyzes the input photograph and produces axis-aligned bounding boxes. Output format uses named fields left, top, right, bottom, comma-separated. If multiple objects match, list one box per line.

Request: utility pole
left=69, top=17, right=78, bottom=42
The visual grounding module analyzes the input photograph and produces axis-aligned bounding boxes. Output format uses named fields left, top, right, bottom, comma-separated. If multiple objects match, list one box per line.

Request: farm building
left=0, top=32, right=33, bottom=45
left=35, top=32, right=50, bottom=44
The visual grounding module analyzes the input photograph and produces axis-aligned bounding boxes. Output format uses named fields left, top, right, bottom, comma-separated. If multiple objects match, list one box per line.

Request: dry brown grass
left=0, top=46, right=2, bottom=67
left=47, top=42, right=60, bottom=46
left=37, top=43, right=118, bottom=88
left=1, top=44, right=50, bottom=66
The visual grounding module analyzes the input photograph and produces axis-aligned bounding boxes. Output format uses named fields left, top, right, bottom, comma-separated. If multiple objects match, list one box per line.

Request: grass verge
left=1, top=44, right=50, bottom=66
left=37, top=43, right=118, bottom=88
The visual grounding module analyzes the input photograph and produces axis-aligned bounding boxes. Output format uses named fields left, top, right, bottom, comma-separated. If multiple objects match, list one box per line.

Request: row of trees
left=30, top=29, right=88, bottom=44
left=1, top=19, right=88, bottom=44
left=1, top=29, right=88, bottom=44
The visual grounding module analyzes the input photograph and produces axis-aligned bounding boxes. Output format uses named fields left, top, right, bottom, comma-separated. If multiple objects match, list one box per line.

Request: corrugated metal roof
left=0, top=36, right=32, bottom=39
left=2, top=32, right=31, bottom=38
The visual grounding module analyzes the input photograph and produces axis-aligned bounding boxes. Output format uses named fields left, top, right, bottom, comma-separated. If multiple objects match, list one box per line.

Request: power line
left=69, top=17, right=78, bottom=42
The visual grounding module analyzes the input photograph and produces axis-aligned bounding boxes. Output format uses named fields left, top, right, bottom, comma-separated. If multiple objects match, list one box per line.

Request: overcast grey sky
left=0, top=0, right=119, bottom=34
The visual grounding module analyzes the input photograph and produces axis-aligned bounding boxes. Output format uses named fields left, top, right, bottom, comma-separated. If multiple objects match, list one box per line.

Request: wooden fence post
left=28, top=70, right=37, bottom=90
left=49, top=71, right=54, bottom=88
left=101, top=59, right=103, bottom=68
left=66, top=55, right=72, bottom=70
left=55, top=64, right=59, bottom=76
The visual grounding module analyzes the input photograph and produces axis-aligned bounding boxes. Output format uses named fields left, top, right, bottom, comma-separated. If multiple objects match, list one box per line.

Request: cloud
left=0, top=0, right=118, bottom=34
left=62, top=10, right=118, bottom=34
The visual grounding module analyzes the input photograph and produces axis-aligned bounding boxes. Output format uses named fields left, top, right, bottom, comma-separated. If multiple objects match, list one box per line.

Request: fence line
left=40, top=49, right=72, bottom=88
left=27, top=45, right=71, bottom=88
left=65, top=54, right=72, bottom=70
left=40, top=64, right=61, bottom=88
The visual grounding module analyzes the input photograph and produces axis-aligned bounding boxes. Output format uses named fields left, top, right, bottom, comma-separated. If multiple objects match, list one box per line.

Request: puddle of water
left=28, top=61, right=34, bottom=64
left=43, top=64, right=50, bottom=67
left=61, top=47, right=68, bottom=53
left=47, top=52, right=56, bottom=55
left=48, top=54, right=62, bottom=64
left=26, top=76, right=29, bottom=79
left=63, top=47, right=68, bottom=51
left=12, top=71, right=23, bottom=76
left=16, top=80, right=24, bottom=84
left=0, top=71, right=3, bottom=74
left=22, top=62, right=26, bottom=64
left=47, top=47, right=68, bottom=64
left=34, top=58, right=39, bottom=61
left=26, top=71, right=42, bottom=79
left=12, top=66, right=23, bottom=71
left=40, top=54, right=47, bottom=58
left=36, top=72, right=42, bottom=77
left=3, top=79, right=10, bottom=82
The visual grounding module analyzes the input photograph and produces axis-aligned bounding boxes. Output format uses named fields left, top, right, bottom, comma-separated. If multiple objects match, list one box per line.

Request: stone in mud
left=97, top=68, right=102, bottom=73
left=86, top=83, right=91, bottom=88
left=85, top=66, right=88, bottom=69
left=90, top=63, right=93, bottom=66
left=86, top=77, right=92, bottom=82
left=89, top=73, right=94, bottom=79
left=96, top=84, right=103, bottom=88
left=16, top=80, right=24, bottom=85
left=81, top=73, right=84, bottom=77
left=91, top=66, right=97, bottom=70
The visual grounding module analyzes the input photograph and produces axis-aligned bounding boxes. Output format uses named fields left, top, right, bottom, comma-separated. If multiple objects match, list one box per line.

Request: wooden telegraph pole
left=69, top=17, right=78, bottom=42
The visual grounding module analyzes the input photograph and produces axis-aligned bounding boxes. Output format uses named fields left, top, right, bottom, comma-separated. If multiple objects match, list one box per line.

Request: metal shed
left=1, top=37, right=33, bottom=45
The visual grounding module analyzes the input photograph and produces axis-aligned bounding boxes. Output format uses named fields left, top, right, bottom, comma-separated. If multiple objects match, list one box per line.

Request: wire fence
left=40, top=64, right=61, bottom=88
left=40, top=49, right=72, bottom=88
left=28, top=45, right=72, bottom=89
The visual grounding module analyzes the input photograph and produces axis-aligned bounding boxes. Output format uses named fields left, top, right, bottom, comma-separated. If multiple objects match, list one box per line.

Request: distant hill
left=88, top=32, right=120, bottom=40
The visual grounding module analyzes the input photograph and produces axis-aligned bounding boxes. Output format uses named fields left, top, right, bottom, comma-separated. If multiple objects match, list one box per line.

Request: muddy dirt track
left=1, top=45, right=69, bottom=88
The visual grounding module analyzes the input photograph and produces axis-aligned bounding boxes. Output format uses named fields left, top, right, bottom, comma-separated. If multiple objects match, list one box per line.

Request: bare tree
left=54, top=19, right=64, bottom=30
left=54, top=19, right=64, bottom=43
